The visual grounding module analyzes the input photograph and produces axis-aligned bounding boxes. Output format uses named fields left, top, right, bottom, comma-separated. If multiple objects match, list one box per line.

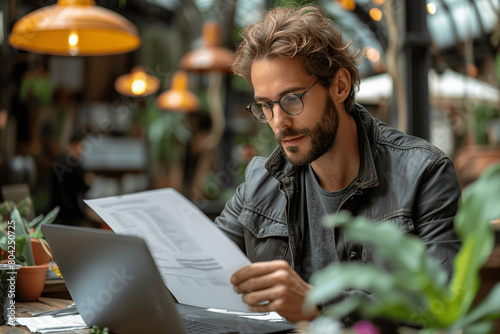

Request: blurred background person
left=50, top=132, right=97, bottom=227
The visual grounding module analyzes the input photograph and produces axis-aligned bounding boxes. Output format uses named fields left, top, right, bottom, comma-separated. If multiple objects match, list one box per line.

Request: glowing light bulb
left=68, top=31, right=79, bottom=56
left=369, top=8, right=383, bottom=21
left=130, top=69, right=148, bottom=96
left=131, top=79, right=147, bottom=95
left=372, top=0, right=385, bottom=5
left=427, top=2, right=437, bottom=15
left=68, top=32, right=79, bottom=46
left=366, top=48, right=380, bottom=62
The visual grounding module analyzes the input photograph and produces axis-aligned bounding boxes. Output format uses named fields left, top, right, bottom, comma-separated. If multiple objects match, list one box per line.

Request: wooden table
left=3, top=298, right=302, bottom=334
left=1, top=297, right=91, bottom=333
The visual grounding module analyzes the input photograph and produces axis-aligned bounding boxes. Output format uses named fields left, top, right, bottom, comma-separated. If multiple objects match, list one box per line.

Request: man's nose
left=271, top=103, right=291, bottom=129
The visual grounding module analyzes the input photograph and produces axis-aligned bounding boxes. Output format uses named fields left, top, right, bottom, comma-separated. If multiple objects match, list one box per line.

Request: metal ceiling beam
left=404, top=0, right=431, bottom=140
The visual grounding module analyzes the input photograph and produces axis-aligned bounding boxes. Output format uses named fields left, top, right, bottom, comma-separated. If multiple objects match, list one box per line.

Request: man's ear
left=329, top=68, right=351, bottom=103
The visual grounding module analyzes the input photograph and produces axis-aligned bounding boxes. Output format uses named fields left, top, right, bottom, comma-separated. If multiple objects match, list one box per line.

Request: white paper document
left=84, top=188, right=251, bottom=312
left=15, top=315, right=88, bottom=333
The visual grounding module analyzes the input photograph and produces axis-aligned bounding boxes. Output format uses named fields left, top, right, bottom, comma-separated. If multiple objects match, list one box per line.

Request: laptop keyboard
left=182, top=318, right=239, bottom=334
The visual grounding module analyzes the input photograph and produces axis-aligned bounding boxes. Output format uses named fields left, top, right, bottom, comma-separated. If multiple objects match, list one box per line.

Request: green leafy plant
left=473, top=103, right=500, bottom=146
left=133, top=95, right=193, bottom=185
left=20, top=76, right=55, bottom=107
left=306, top=164, right=500, bottom=333
left=0, top=198, right=59, bottom=266
left=90, top=325, right=109, bottom=334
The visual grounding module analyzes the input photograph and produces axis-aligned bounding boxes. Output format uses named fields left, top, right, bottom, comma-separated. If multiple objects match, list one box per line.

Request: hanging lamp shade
left=180, top=22, right=233, bottom=73
left=157, top=71, right=200, bottom=112
left=335, top=0, right=356, bottom=11
left=114, top=66, right=160, bottom=97
left=8, top=0, right=140, bottom=56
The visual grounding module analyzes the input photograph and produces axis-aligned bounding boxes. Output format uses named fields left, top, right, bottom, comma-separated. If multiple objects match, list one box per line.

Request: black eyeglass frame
left=246, top=80, right=318, bottom=123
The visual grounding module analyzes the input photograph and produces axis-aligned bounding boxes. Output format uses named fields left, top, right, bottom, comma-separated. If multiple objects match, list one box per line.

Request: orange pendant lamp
left=334, top=0, right=356, bottom=11
left=114, top=66, right=160, bottom=97
left=180, top=22, right=233, bottom=73
left=157, top=71, right=200, bottom=112
left=8, top=0, right=140, bottom=56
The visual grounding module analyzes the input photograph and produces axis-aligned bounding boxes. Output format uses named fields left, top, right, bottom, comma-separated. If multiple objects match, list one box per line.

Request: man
left=51, top=132, right=95, bottom=226
left=214, top=5, right=461, bottom=324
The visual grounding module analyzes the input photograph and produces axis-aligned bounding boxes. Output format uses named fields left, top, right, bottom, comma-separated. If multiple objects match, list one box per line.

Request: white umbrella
left=357, top=68, right=499, bottom=104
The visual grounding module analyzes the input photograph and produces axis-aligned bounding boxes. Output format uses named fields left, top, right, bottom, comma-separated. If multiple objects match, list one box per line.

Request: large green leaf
left=0, top=230, right=9, bottom=254
left=308, top=259, right=436, bottom=326
left=320, top=295, right=369, bottom=318
left=0, top=225, right=30, bottom=265
left=324, top=212, right=446, bottom=295
left=31, top=206, right=60, bottom=234
left=308, top=262, right=395, bottom=305
left=13, top=235, right=29, bottom=265
left=447, top=164, right=500, bottom=321
left=28, top=214, right=44, bottom=230
left=451, top=282, right=500, bottom=331
left=306, top=225, right=439, bottom=325
left=307, top=164, right=500, bottom=330
left=461, top=321, right=495, bottom=334
left=1, top=200, right=59, bottom=266
left=11, top=207, right=35, bottom=266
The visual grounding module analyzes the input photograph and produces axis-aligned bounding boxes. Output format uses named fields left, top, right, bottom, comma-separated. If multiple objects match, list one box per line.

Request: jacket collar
left=265, top=103, right=379, bottom=189
left=352, top=103, right=379, bottom=189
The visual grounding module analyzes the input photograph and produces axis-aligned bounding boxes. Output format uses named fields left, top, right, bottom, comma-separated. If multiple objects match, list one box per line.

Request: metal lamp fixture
left=157, top=71, right=199, bottom=112
left=114, top=66, right=160, bottom=97
left=180, top=22, right=233, bottom=73
left=8, top=0, right=140, bottom=56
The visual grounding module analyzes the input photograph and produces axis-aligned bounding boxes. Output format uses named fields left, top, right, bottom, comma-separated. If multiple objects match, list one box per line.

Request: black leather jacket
left=215, top=104, right=461, bottom=280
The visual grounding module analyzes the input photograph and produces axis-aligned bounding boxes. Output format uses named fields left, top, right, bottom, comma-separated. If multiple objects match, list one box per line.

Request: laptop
left=42, top=224, right=295, bottom=334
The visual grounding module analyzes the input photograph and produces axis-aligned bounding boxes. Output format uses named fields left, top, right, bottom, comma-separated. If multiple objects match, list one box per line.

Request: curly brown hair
left=231, top=5, right=362, bottom=113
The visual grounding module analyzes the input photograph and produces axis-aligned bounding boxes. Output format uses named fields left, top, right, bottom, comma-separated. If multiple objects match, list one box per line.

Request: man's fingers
left=241, top=284, right=287, bottom=306
left=232, top=264, right=292, bottom=294
left=230, top=261, right=316, bottom=323
left=231, top=260, right=290, bottom=286
left=248, top=303, right=272, bottom=313
left=233, top=272, right=282, bottom=293
left=241, top=289, right=271, bottom=306
left=245, top=297, right=288, bottom=315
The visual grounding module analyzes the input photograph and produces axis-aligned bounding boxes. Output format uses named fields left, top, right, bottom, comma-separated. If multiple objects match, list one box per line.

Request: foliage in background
left=90, top=326, right=109, bottom=334
left=272, top=0, right=317, bottom=9
left=0, top=198, right=59, bottom=266
left=249, top=123, right=277, bottom=158
left=20, top=76, right=55, bottom=107
left=134, top=96, right=193, bottom=164
left=306, top=164, right=500, bottom=333
left=230, top=75, right=252, bottom=94
left=473, top=103, right=500, bottom=145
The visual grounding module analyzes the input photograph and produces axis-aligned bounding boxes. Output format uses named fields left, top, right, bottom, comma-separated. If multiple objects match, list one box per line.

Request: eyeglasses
left=246, top=81, right=318, bottom=123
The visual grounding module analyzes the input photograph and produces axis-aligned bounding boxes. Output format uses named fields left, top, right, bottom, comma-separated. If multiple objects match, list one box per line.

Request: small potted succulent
left=0, top=198, right=59, bottom=301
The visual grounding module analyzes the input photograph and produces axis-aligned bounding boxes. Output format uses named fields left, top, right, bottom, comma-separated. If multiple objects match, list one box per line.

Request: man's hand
left=230, top=260, right=319, bottom=323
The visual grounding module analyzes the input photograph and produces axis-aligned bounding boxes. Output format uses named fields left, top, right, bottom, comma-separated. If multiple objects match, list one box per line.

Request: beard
left=276, top=95, right=339, bottom=166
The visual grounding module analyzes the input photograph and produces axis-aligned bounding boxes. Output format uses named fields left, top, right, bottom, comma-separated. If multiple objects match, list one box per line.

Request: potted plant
left=305, top=163, right=500, bottom=333
left=454, top=103, right=500, bottom=188
left=472, top=103, right=500, bottom=146
left=0, top=198, right=60, bottom=301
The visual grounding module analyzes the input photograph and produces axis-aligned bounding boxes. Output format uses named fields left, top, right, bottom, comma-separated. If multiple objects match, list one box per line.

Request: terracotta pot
left=15, top=263, right=49, bottom=301
left=30, top=238, right=52, bottom=265
left=454, top=145, right=500, bottom=188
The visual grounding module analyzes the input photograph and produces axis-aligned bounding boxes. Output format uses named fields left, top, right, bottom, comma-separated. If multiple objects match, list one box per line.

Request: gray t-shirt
left=300, top=165, right=350, bottom=282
